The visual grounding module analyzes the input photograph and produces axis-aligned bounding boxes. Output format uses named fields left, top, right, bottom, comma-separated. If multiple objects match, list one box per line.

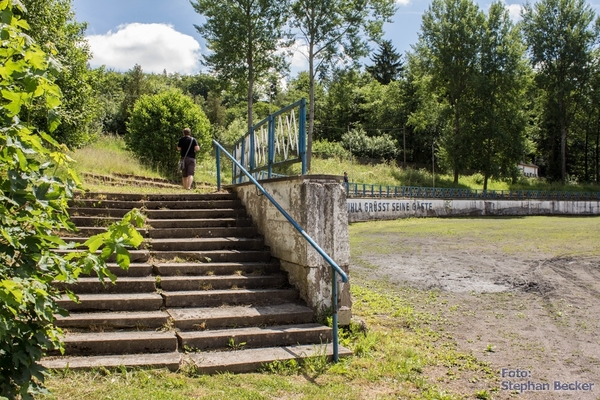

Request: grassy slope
left=71, top=135, right=600, bottom=193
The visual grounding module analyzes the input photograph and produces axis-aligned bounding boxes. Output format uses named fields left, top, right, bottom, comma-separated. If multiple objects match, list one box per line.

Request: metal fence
left=231, top=99, right=306, bottom=184
left=345, top=183, right=600, bottom=201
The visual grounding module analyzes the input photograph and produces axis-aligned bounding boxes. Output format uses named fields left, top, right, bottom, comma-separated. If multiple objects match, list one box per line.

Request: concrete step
left=159, top=274, right=287, bottom=291
left=84, top=263, right=153, bottom=277
left=153, top=261, right=280, bottom=276
left=142, top=199, right=243, bottom=210
left=41, top=352, right=182, bottom=371
left=168, top=303, right=314, bottom=330
left=148, top=237, right=265, bottom=252
left=54, top=277, right=157, bottom=294
left=58, top=293, right=163, bottom=312
left=55, top=331, right=178, bottom=356
left=187, top=343, right=353, bottom=374
left=69, top=207, right=131, bottom=218
left=150, top=250, right=272, bottom=263
left=147, top=217, right=252, bottom=229
left=53, top=249, right=150, bottom=263
left=55, top=310, right=170, bottom=329
left=69, top=215, right=122, bottom=227
left=146, top=209, right=247, bottom=220
left=147, top=226, right=258, bottom=239
left=162, top=288, right=298, bottom=308
left=74, top=191, right=237, bottom=202
left=178, top=323, right=332, bottom=351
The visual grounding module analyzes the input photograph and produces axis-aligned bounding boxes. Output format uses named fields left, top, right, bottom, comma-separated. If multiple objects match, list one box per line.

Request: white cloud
left=396, top=0, right=411, bottom=6
left=506, top=3, right=523, bottom=22
left=86, top=23, right=202, bottom=74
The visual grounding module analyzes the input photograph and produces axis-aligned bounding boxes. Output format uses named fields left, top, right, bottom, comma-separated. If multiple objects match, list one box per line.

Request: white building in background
left=518, top=163, right=539, bottom=177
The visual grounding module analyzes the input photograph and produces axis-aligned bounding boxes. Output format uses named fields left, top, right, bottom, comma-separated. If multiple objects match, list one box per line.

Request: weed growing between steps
left=41, top=281, right=498, bottom=399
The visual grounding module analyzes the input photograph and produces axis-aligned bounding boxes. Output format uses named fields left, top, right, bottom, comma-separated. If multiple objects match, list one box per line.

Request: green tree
left=21, top=0, right=101, bottom=148
left=118, top=64, right=151, bottom=135
left=191, top=0, right=290, bottom=138
left=290, top=0, right=397, bottom=169
left=125, top=89, right=211, bottom=174
left=469, top=1, right=531, bottom=189
left=0, top=2, right=142, bottom=397
left=366, top=39, right=404, bottom=85
left=521, top=0, right=599, bottom=182
left=416, top=0, right=484, bottom=183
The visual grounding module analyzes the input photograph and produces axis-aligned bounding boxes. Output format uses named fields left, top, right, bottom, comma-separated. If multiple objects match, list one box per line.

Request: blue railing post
left=250, top=125, right=256, bottom=172
left=216, top=146, right=221, bottom=191
left=299, top=98, right=307, bottom=175
left=240, top=139, right=246, bottom=184
left=268, top=114, right=275, bottom=178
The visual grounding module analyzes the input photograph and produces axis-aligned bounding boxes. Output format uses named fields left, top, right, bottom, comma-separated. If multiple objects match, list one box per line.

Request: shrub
left=125, top=89, right=211, bottom=175
left=341, top=127, right=398, bottom=161
left=313, top=139, right=351, bottom=159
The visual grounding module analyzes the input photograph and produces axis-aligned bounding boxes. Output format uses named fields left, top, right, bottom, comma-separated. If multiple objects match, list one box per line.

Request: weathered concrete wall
left=347, top=198, right=600, bottom=222
left=231, top=175, right=351, bottom=323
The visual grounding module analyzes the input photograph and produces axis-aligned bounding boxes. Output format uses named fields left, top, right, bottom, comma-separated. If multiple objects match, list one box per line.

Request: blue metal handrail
left=345, top=182, right=600, bottom=201
left=215, top=139, right=349, bottom=362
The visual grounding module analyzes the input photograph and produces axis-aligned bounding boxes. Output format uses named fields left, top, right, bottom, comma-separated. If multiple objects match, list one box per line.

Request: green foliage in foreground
left=0, top=3, right=143, bottom=397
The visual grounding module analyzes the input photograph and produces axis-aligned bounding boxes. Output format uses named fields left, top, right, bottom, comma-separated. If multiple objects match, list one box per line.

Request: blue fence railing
left=215, top=139, right=348, bottom=362
left=345, top=183, right=600, bottom=201
left=232, top=99, right=306, bottom=184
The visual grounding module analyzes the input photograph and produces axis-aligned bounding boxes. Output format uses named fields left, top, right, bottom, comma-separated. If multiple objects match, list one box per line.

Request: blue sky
left=72, top=0, right=523, bottom=76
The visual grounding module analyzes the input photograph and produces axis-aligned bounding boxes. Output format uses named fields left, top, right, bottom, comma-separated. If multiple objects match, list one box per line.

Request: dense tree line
left=23, top=0, right=600, bottom=185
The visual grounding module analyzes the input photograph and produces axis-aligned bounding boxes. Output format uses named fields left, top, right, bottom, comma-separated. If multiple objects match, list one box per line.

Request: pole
left=403, top=125, right=406, bottom=169
left=432, top=141, right=435, bottom=188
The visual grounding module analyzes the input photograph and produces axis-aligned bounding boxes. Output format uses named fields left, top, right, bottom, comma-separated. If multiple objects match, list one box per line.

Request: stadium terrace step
left=177, top=323, right=332, bottom=351
left=167, top=303, right=316, bottom=330
left=43, top=190, right=351, bottom=373
left=153, top=261, right=280, bottom=276
left=187, top=344, right=353, bottom=374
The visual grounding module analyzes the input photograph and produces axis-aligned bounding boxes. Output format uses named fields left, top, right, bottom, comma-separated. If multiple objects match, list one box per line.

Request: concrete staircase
left=42, top=191, right=351, bottom=373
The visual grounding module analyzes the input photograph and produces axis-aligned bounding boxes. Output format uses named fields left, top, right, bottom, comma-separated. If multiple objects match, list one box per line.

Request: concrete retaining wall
left=347, top=198, right=600, bottom=222
left=231, top=175, right=351, bottom=324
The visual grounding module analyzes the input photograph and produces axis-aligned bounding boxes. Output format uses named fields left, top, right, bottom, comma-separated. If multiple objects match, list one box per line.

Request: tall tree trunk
left=306, top=43, right=315, bottom=173
left=453, top=108, right=460, bottom=184
left=559, top=97, right=567, bottom=183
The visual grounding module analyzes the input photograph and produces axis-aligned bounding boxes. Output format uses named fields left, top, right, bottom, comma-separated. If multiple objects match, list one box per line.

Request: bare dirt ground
left=351, top=232, right=600, bottom=400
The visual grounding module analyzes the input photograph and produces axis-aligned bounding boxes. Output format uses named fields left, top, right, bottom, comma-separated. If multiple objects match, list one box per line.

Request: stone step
left=148, top=237, right=265, bottom=252
left=147, top=226, right=258, bottom=239
left=142, top=200, right=243, bottom=210
left=58, top=293, right=163, bottom=312
left=147, top=217, right=252, bottom=229
left=187, top=343, right=353, bottom=374
left=162, top=288, right=298, bottom=308
left=73, top=192, right=237, bottom=202
left=53, top=331, right=178, bottom=356
left=168, top=303, right=315, bottom=330
left=84, top=263, right=153, bottom=277
left=146, top=209, right=247, bottom=220
left=70, top=199, right=243, bottom=210
left=69, top=207, right=131, bottom=218
left=153, top=261, right=280, bottom=276
left=69, top=215, right=122, bottom=227
left=54, top=277, right=157, bottom=294
left=178, top=323, right=332, bottom=351
left=151, top=250, right=272, bottom=263
left=159, top=274, right=287, bottom=291
left=53, top=249, right=150, bottom=263
left=41, top=352, right=182, bottom=371
left=55, top=310, right=170, bottom=329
